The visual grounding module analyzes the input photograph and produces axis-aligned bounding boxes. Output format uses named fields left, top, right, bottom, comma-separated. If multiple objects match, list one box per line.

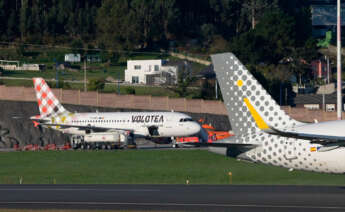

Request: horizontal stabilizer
left=265, top=125, right=345, bottom=145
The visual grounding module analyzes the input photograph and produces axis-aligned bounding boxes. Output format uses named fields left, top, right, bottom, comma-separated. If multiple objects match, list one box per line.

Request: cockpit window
left=179, top=118, right=194, bottom=122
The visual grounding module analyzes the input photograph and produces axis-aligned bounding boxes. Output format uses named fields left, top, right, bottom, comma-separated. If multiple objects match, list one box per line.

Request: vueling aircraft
left=31, top=78, right=201, bottom=147
left=210, top=53, right=345, bottom=173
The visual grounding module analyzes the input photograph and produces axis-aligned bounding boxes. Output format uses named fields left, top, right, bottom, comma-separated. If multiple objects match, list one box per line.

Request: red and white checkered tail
left=32, top=78, right=67, bottom=117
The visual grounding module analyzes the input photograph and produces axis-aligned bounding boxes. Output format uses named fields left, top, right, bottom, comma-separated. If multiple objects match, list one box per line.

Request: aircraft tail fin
left=211, top=53, right=302, bottom=136
left=32, top=78, right=67, bottom=117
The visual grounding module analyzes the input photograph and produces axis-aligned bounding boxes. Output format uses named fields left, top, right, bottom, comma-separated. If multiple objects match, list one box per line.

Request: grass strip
left=0, top=150, right=344, bottom=185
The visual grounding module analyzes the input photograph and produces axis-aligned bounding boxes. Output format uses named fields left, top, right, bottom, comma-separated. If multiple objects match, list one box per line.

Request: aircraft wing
left=199, top=142, right=256, bottom=147
left=38, top=123, right=133, bottom=133
left=198, top=135, right=259, bottom=147
left=265, top=126, right=345, bottom=144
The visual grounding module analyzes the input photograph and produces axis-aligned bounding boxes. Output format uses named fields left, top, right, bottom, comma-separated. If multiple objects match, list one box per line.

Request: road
left=0, top=184, right=345, bottom=211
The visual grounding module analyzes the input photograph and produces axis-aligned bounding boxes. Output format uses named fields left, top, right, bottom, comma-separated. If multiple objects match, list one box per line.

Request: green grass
left=0, top=210, right=153, bottom=212
left=2, top=65, right=125, bottom=81
left=0, top=78, right=196, bottom=97
left=0, top=150, right=344, bottom=185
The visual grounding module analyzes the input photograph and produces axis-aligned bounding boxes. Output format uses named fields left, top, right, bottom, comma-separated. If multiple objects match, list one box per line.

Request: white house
left=125, top=60, right=178, bottom=85
left=65, top=54, right=81, bottom=63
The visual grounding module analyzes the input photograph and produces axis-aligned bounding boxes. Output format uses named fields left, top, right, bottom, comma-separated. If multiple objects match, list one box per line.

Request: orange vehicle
left=175, top=123, right=233, bottom=147
left=201, top=124, right=233, bottom=140
left=44, top=144, right=57, bottom=150
left=23, top=144, right=41, bottom=151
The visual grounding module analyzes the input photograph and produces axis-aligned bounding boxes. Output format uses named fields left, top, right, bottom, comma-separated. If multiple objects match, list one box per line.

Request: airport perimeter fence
left=0, top=85, right=343, bottom=122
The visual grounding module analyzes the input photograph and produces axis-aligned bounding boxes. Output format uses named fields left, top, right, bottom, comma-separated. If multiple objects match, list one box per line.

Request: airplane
left=209, top=52, right=345, bottom=174
left=30, top=78, right=201, bottom=148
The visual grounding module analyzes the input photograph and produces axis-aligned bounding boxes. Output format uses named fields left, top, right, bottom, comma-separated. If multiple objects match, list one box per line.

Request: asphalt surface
left=0, top=184, right=345, bottom=211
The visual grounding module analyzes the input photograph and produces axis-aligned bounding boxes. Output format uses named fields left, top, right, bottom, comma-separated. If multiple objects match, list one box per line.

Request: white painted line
left=0, top=188, right=160, bottom=192
left=0, top=201, right=344, bottom=210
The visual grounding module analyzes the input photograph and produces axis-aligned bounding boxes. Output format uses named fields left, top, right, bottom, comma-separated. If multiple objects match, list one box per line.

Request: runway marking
left=0, top=188, right=160, bottom=192
left=1, top=201, right=345, bottom=210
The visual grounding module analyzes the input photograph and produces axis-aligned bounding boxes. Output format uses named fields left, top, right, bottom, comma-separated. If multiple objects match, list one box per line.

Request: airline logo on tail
left=211, top=53, right=302, bottom=136
left=33, top=78, right=66, bottom=117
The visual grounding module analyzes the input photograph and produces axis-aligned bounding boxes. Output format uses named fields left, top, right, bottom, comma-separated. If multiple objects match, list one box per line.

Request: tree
left=170, top=62, right=195, bottom=97
left=255, top=9, right=296, bottom=64
left=242, top=0, right=278, bottom=29
left=230, top=30, right=267, bottom=64
left=7, top=10, right=18, bottom=39
left=31, top=0, right=44, bottom=39
left=70, top=39, right=84, bottom=55
left=289, top=47, right=312, bottom=86
left=0, top=0, right=6, bottom=36
left=154, top=0, right=179, bottom=42
left=130, top=0, right=162, bottom=48
left=97, top=0, right=135, bottom=50
left=200, top=79, right=215, bottom=100
left=16, top=43, right=26, bottom=58
left=209, top=0, right=245, bottom=37
left=20, top=0, right=29, bottom=40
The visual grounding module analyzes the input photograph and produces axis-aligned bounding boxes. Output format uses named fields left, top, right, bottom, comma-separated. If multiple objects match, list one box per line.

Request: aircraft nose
left=190, top=122, right=201, bottom=134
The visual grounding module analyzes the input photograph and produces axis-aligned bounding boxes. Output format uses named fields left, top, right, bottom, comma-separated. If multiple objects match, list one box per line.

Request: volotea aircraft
left=31, top=78, right=201, bottom=148
left=210, top=52, right=345, bottom=174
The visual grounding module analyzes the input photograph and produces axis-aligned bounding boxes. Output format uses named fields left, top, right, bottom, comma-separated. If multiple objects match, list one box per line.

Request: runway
left=0, top=184, right=345, bottom=211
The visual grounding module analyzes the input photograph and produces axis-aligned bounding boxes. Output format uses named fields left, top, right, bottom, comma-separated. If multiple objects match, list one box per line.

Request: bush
left=47, top=79, right=71, bottom=89
left=87, top=78, right=106, bottom=91
left=125, top=87, right=136, bottom=94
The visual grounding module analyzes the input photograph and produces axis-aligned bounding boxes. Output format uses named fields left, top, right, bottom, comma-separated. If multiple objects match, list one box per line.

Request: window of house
left=132, top=76, right=139, bottom=83
left=134, top=65, right=141, bottom=70
left=154, top=65, right=159, bottom=71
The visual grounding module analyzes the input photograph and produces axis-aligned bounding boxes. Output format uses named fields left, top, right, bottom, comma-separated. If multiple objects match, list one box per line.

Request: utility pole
left=337, top=0, right=342, bottom=120
left=327, top=55, right=330, bottom=84
left=215, top=79, right=218, bottom=100
left=84, top=58, right=86, bottom=92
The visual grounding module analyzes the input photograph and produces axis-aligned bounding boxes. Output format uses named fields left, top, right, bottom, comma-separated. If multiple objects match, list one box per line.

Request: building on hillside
left=0, top=60, right=45, bottom=71
left=293, top=93, right=345, bottom=111
left=125, top=60, right=179, bottom=85
left=65, top=54, right=81, bottom=63
left=86, top=54, right=101, bottom=63
left=18, top=64, right=45, bottom=71
left=311, top=59, right=328, bottom=79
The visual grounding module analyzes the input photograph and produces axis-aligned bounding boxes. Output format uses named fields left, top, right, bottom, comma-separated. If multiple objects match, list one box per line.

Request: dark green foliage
left=70, top=39, right=84, bottom=55
left=15, top=43, right=26, bottom=58
left=171, top=64, right=195, bottom=98
left=0, top=0, right=317, bottom=100
left=0, top=0, right=312, bottom=55
left=87, top=78, right=106, bottom=91
left=126, top=87, right=136, bottom=95
left=200, top=79, right=216, bottom=100
left=47, top=79, right=71, bottom=89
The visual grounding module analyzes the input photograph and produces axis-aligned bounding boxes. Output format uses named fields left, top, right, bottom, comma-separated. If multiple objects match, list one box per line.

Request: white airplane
left=210, top=52, right=345, bottom=174
left=30, top=78, right=201, bottom=147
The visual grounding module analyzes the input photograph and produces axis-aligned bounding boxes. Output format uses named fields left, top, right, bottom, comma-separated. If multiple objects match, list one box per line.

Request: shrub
left=125, top=87, right=136, bottom=94
left=87, top=78, right=106, bottom=91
